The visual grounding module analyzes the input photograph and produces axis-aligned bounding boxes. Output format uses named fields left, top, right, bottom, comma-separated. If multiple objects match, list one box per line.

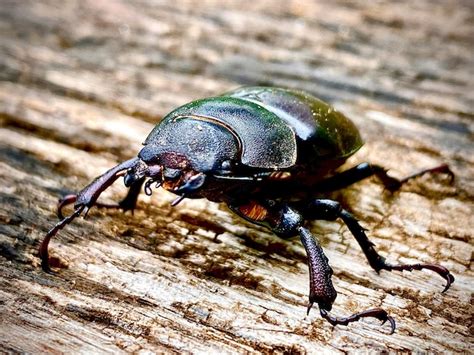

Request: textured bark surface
left=0, top=0, right=473, bottom=353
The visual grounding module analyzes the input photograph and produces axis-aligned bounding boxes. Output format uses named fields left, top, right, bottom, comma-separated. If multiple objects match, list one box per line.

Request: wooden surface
left=1, top=0, right=473, bottom=353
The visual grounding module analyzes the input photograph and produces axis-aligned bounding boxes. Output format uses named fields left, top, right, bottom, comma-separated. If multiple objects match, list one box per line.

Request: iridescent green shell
left=227, top=87, right=363, bottom=163
left=143, top=86, right=363, bottom=170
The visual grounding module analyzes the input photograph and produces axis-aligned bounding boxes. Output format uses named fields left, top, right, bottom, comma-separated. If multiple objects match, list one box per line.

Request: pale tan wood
left=0, top=0, right=472, bottom=353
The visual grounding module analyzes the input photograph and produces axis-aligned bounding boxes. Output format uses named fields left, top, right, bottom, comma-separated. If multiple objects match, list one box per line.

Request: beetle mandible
left=40, top=86, right=455, bottom=333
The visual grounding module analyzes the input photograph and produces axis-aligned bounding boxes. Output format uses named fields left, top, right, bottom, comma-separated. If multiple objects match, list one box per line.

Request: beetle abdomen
left=145, top=97, right=297, bottom=169
left=228, top=87, right=363, bottom=161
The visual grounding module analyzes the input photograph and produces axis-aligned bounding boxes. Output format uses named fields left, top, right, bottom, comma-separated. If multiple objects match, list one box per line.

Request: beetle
left=40, top=86, right=455, bottom=333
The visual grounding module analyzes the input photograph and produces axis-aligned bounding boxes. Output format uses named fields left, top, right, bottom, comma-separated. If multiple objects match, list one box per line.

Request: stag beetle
left=40, top=86, right=455, bottom=333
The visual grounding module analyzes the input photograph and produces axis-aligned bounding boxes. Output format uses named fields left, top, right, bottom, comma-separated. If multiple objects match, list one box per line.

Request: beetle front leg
left=230, top=201, right=396, bottom=333
left=300, top=199, right=455, bottom=292
left=40, top=157, right=141, bottom=271
left=58, top=177, right=145, bottom=219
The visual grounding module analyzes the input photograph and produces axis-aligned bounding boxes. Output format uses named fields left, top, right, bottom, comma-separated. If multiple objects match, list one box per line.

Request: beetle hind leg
left=313, top=162, right=454, bottom=192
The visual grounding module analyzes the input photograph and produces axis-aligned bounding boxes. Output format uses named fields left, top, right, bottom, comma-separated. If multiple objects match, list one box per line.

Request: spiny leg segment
left=40, top=158, right=140, bottom=271
left=231, top=200, right=398, bottom=333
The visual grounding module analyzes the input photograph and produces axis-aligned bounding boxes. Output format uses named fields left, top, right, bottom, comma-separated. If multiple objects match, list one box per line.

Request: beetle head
left=124, top=117, right=240, bottom=198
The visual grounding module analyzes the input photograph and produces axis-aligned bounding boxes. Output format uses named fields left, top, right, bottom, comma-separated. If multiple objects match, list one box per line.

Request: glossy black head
left=123, top=116, right=240, bottom=197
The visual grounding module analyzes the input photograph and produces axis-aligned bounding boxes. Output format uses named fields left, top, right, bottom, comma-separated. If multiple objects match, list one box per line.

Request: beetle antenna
left=144, top=178, right=163, bottom=196
left=144, top=179, right=155, bottom=196
left=39, top=206, right=85, bottom=273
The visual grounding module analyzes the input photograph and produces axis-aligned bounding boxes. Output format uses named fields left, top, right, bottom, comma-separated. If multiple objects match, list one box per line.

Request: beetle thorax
left=140, top=117, right=240, bottom=173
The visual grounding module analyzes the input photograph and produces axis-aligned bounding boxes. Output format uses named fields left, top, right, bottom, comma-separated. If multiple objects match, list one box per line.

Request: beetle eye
left=163, top=168, right=181, bottom=180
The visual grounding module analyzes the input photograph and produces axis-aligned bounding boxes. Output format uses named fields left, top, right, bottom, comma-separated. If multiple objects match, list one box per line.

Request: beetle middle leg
left=230, top=200, right=396, bottom=333
left=313, top=162, right=454, bottom=192
left=299, top=199, right=455, bottom=292
left=299, top=227, right=395, bottom=333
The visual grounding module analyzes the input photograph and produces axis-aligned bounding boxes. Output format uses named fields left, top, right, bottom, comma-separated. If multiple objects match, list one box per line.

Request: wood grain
left=1, top=0, right=472, bottom=353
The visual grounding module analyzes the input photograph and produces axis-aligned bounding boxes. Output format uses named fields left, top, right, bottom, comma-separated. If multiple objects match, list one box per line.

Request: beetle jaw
left=123, top=157, right=208, bottom=199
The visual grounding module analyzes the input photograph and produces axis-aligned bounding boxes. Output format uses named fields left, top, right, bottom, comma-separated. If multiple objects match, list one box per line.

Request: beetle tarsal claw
left=442, top=272, right=456, bottom=293
left=319, top=308, right=396, bottom=334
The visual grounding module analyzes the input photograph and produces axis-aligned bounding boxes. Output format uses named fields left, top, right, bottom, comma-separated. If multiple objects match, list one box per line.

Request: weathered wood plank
left=1, top=0, right=472, bottom=353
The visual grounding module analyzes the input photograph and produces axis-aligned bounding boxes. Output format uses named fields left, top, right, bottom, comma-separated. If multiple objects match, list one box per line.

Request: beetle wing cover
left=145, top=97, right=297, bottom=169
left=228, top=87, right=363, bottom=160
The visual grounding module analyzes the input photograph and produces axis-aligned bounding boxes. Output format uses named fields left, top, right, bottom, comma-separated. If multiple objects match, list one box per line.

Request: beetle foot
left=374, top=163, right=455, bottom=192
left=399, top=163, right=455, bottom=186
left=40, top=206, right=85, bottom=272
left=388, top=164, right=455, bottom=191
left=320, top=308, right=396, bottom=334
left=370, top=255, right=455, bottom=292
left=381, top=262, right=455, bottom=293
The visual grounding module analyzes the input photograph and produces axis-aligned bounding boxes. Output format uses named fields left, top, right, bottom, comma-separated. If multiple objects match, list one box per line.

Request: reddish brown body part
left=238, top=202, right=269, bottom=221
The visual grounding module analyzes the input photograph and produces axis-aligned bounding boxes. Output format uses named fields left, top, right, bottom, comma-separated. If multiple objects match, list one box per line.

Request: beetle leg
left=297, top=226, right=337, bottom=314
left=57, top=194, right=78, bottom=219
left=41, top=158, right=141, bottom=271
left=299, top=226, right=395, bottom=333
left=314, top=162, right=454, bottom=192
left=230, top=200, right=396, bottom=333
left=106, top=176, right=145, bottom=213
left=320, top=308, right=396, bottom=334
left=300, top=199, right=455, bottom=292
left=39, top=205, right=85, bottom=272
left=57, top=161, right=145, bottom=219
left=79, top=177, right=144, bottom=216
